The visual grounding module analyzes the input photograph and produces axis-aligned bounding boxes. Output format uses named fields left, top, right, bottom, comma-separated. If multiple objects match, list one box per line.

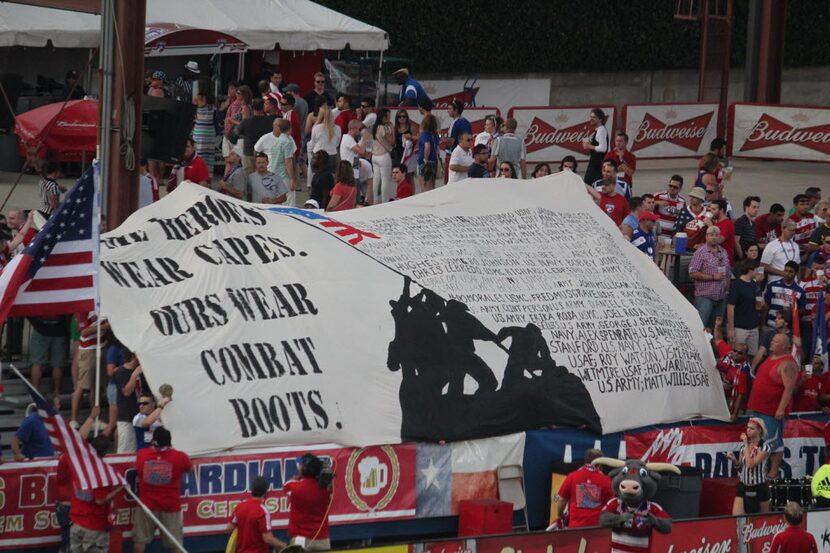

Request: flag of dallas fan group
left=0, top=165, right=98, bottom=323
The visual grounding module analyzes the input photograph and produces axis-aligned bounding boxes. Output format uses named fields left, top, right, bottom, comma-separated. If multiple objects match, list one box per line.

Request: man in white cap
left=394, top=68, right=429, bottom=107
left=173, top=61, right=199, bottom=102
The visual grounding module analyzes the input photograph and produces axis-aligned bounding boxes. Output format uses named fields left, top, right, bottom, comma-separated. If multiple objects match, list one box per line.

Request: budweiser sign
left=740, top=113, right=830, bottom=155
left=632, top=112, right=713, bottom=152
left=740, top=519, right=788, bottom=544
left=524, top=116, right=594, bottom=155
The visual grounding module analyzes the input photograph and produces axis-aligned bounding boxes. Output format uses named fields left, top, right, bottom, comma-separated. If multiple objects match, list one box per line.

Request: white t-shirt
left=760, top=238, right=801, bottom=283
left=249, top=171, right=288, bottom=204
left=448, top=147, right=474, bottom=184
left=363, top=112, right=377, bottom=128
left=308, top=124, right=341, bottom=155
left=254, top=132, right=278, bottom=163
left=340, top=133, right=359, bottom=166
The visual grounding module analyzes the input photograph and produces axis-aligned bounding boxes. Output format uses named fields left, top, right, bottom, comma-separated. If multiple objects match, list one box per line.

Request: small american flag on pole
left=0, top=164, right=98, bottom=324
left=13, top=365, right=122, bottom=490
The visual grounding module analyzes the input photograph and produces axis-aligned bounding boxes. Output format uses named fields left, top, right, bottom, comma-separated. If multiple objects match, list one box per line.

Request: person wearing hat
left=284, top=84, right=309, bottom=129
left=148, top=70, right=168, bottom=98
left=726, top=417, right=770, bottom=514
left=173, top=61, right=200, bottom=102
left=64, top=69, right=86, bottom=100
left=303, top=199, right=320, bottom=209
left=219, top=144, right=249, bottom=200
left=394, top=68, right=430, bottom=107
left=631, top=210, right=659, bottom=261
left=673, top=186, right=708, bottom=251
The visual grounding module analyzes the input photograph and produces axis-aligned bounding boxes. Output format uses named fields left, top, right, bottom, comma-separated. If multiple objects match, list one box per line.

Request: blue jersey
left=400, top=78, right=429, bottom=104
left=448, top=117, right=472, bottom=152
left=631, top=227, right=657, bottom=261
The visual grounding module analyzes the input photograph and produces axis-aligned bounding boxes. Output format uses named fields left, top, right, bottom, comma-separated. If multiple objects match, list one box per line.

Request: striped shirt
left=736, top=441, right=770, bottom=486
left=788, top=213, right=817, bottom=247
left=654, top=191, right=686, bottom=237
left=603, top=498, right=668, bottom=553
left=593, top=177, right=632, bottom=201
left=800, top=276, right=824, bottom=322
left=492, top=133, right=527, bottom=169
left=39, top=177, right=60, bottom=216
left=76, top=311, right=107, bottom=350
left=763, top=280, right=806, bottom=327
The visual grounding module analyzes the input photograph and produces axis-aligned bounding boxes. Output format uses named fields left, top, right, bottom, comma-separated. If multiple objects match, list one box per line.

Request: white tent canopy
left=0, top=0, right=389, bottom=51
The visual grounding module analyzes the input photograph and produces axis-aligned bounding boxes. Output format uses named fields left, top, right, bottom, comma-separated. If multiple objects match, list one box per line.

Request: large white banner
left=101, top=174, right=727, bottom=455
left=510, top=106, right=616, bottom=163
left=731, top=103, right=830, bottom=162
left=622, top=103, right=720, bottom=159
left=419, top=79, right=551, bottom=118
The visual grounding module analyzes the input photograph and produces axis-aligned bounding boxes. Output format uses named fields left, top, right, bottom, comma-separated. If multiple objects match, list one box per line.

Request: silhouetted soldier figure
left=498, top=323, right=562, bottom=390
left=443, top=300, right=499, bottom=396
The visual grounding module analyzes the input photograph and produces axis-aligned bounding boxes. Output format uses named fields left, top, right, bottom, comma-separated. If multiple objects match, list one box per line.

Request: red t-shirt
left=793, top=374, right=821, bottom=412
left=557, top=464, right=613, bottom=528
left=70, top=486, right=113, bottom=531
left=748, top=354, right=791, bottom=416
left=755, top=213, right=782, bottom=244
left=603, top=150, right=637, bottom=185
left=598, top=192, right=630, bottom=226
left=55, top=453, right=74, bottom=503
left=136, top=446, right=193, bottom=512
left=232, top=498, right=272, bottom=553
left=334, top=110, right=358, bottom=136
left=284, top=476, right=330, bottom=539
left=769, top=525, right=818, bottom=553
left=716, top=217, right=736, bottom=263
left=184, top=154, right=210, bottom=184
left=396, top=179, right=413, bottom=200
left=329, top=182, right=357, bottom=211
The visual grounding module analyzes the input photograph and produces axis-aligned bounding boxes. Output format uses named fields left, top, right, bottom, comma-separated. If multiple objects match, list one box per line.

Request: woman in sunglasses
left=498, top=162, right=517, bottom=179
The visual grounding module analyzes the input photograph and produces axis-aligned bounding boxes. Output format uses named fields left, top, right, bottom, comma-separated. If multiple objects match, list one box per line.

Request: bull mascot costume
left=593, top=458, right=679, bottom=553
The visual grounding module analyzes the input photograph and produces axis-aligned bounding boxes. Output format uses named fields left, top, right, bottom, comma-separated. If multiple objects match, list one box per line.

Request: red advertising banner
left=626, top=418, right=826, bottom=478
left=730, top=103, right=830, bottom=163
left=509, top=105, right=616, bottom=163
left=739, top=513, right=796, bottom=553
left=622, top=103, right=720, bottom=159
left=651, top=517, right=737, bottom=553
left=0, top=444, right=416, bottom=551
left=475, top=527, right=611, bottom=553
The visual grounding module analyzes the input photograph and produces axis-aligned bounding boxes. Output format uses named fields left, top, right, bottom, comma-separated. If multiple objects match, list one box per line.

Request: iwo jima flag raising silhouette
left=101, top=178, right=724, bottom=454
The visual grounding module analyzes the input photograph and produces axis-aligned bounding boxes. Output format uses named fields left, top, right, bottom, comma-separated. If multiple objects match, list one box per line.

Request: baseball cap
left=151, top=70, right=166, bottom=81
left=639, top=211, right=659, bottom=222
left=393, top=68, right=409, bottom=77
left=304, top=199, right=320, bottom=209
left=688, top=187, right=706, bottom=200
left=284, top=83, right=300, bottom=93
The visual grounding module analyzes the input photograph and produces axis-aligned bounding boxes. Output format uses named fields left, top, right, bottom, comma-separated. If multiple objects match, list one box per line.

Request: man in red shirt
left=228, top=476, right=286, bottom=553
left=707, top=199, right=736, bottom=263
left=134, top=428, right=193, bottom=553
left=603, top=132, right=636, bottom=187
left=793, top=355, right=823, bottom=413
left=768, top=502, right=817, bottom=553
left=747, top=333, right=800, bottom=479
left=755, top=204, right=786, bottom=249
left=555, top=449, right=613, bottom=528
left=586, top=169, right=629, bottom=227
left=391, top=163, right=413, bottom=200
left=284, top=454, right=332, bottom=551
left=167, top=138, right=210, bottom=192
left=70, top=430, right=122, bottom=553
left=334, top=93, right=358, bottom=136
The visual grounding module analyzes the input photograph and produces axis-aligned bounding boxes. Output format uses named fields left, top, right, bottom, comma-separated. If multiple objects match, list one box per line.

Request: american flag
left=0, top=165, right=98, bottom=324
left=16, top=366, right=122, bottom=490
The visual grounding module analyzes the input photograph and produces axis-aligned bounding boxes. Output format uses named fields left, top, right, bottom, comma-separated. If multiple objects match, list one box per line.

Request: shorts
left=752, top=411, right=784, bottom=452
left=116, top=421, right=136, bottom=454
left=70, top=524, right=108, bottom=553
left=419, top=160, right=437, bottom=182
left=133, top=507, right=182, bottom=548
left=30, top=330, right=68, bottom=368
left=77, top=349, right=103, bottom=391
left=736, top=481, right=770, bottom=501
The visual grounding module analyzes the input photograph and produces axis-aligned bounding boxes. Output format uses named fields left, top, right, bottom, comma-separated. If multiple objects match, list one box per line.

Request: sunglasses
left=138, top=401, right=151, bottom=406
left=397, top=114, right=407, bottom=118
left=500, top=167, right=512, bottom=172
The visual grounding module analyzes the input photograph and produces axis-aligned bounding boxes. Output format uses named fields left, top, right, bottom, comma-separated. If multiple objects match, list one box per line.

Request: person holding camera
left=284, top=454, right=332, bottom=551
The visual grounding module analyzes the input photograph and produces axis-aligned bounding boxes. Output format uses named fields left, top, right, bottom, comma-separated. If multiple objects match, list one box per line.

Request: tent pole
left=237, top=52, right=244, bottom=81
left=98, top=0, right=114, bottom=217
left=375, top=49, right=384, bottom=107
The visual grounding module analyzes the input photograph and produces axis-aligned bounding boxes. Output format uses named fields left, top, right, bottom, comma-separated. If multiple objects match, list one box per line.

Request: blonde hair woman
left=308, top=103, right=341, bottom=177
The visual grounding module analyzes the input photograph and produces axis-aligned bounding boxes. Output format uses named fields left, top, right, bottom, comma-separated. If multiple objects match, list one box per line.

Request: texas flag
left=415, top=433, right=525, bottom=517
